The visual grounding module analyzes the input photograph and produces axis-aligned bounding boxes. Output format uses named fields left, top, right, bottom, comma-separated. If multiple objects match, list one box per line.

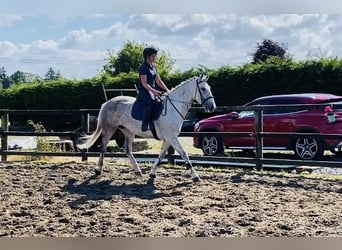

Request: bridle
left=195, top=76, right=214, bottom=106
left=164, top=76, right=214, bottom=119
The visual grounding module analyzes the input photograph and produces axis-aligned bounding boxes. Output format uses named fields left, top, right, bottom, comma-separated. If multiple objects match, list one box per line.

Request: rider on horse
left=137, top=46, right=170, bottom=131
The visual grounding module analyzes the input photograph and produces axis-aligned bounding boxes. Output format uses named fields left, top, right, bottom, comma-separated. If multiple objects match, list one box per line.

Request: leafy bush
left=27, top=120, right=64, bottom=160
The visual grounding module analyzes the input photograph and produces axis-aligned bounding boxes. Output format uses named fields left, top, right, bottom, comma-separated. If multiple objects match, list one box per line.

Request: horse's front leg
left=168, top=137, right=200, bottom=182
left=149, top=140, right=171, bottom=181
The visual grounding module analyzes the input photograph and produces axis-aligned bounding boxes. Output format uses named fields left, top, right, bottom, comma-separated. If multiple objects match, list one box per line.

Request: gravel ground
left=0, top=160, right=341, bottom=237
left=1, top=138, right=342, bottom=237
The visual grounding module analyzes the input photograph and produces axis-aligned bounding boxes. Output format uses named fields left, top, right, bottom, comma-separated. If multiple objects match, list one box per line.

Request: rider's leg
left=142, top=103, right=154, bottom=131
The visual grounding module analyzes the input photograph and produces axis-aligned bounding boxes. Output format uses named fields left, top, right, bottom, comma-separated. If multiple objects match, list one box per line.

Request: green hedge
left=1, top=58, right=342, bottom=129
left=208, top=58, right=342, bottom=106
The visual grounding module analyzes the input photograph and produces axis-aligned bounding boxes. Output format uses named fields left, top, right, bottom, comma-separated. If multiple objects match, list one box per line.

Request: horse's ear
left=203, top=74, right=209, bottom=81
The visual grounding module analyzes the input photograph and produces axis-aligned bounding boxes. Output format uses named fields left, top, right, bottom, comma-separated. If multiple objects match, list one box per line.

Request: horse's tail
left=77, top=127, right=102, bottom=150
left=77, top=107, right=104, bottom=150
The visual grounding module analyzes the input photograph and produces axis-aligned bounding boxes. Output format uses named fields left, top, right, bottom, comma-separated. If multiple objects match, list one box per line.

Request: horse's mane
left=169, top=76, right=198, bottom=93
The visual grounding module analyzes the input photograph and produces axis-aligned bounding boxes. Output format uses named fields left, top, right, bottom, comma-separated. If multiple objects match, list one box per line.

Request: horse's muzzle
left=204, top=105, right=216, bottom=113
left=204, top=101, right=216, bottom=113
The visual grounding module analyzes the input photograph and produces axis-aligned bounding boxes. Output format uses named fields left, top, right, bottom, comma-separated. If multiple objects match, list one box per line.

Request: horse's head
left=193, top=74, right=216, bottom=113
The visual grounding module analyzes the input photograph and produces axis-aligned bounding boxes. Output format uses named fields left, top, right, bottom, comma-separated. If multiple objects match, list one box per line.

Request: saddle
left=131, top=98, right=164, bottom=139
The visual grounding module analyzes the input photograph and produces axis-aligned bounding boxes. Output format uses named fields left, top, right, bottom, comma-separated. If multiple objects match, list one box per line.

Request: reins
left=163, top=95, right=190, bottom=120
left=161, top=76, right=214, bottom=120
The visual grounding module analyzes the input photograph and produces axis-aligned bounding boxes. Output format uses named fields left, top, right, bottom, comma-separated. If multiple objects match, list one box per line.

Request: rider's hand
left=153, top=90, right=162, bottom=97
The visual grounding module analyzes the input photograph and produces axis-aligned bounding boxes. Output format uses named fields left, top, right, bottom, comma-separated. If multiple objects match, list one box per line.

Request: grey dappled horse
left=78, top=74, right=216, bottom=182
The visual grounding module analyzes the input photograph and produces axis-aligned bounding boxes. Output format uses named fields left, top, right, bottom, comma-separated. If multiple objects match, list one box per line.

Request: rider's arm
left=155, top=74, right=170, bottom=93
left=140, top=75, right=161, bottom=96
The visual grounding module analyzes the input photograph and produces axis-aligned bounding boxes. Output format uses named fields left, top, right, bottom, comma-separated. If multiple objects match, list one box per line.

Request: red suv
left=193, top=93, right=342, bottom=160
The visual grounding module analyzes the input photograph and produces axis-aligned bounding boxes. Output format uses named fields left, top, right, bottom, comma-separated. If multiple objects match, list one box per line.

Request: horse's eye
left=201, top=87, right=206, bottom=91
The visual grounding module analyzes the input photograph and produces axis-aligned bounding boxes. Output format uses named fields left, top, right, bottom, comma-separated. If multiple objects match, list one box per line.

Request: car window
left=267, top=99, right=306, bottom=114
left=241, top=99, right=272, bottom=116
left=245, top=98, right=306, bottom=115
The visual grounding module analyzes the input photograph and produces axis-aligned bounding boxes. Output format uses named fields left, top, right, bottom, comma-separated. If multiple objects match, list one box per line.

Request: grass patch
left=26, top=120, right=66, bottom=161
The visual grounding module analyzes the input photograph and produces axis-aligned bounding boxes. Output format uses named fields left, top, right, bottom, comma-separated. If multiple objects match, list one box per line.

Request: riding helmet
left=143, top=46, right=158, bottom=59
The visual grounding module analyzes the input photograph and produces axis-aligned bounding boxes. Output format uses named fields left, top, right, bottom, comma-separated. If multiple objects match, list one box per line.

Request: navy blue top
left=138, top=61, right=157, bottom=92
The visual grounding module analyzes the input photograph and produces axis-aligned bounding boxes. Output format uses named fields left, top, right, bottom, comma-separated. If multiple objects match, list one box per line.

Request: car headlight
left=194, top=122, right=200, bottom=131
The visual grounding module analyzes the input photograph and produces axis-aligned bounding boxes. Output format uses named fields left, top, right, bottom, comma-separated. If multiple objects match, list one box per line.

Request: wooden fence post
left=1, top=111, right=9, bottom=162
left=254, top=109, right=263, bottom=170
left=80, top=112, right=91, bottom=134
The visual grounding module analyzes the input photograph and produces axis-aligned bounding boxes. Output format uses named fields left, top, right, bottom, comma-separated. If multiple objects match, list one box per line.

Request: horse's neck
left=167, top=81, right=195, bottom=117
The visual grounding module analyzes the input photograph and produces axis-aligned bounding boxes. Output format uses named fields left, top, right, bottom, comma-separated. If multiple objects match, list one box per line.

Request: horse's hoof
left=147, top=178, right=155, bottom=185
left=192, top=177, right=201, bottom=183
left=94, top=169, right=102, bottom=176
left=135, top=171, right=143, bottom=177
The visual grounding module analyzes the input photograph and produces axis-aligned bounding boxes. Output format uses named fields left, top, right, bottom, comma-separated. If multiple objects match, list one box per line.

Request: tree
left=250, top=39, right=290, bottom=63
left=104, top=41, right=143, bottom=76
left=0, top=66, right=6, bottom=81
left=44, top=67, right=62, bottom=81
left=0, top=66, right=11, bottom=89
left=24, top=72, right=43, bottom=83
left=103, top=41, right=175, bottom=77
left=9, top=71, right=43, bottom=84
left=10, top=70, right=27, bottom=84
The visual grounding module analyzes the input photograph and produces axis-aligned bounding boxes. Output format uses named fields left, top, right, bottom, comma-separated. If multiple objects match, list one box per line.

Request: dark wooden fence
left=1, top=104, right=342, bottom=170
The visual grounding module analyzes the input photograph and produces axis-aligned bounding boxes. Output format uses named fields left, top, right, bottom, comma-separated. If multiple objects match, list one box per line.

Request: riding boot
left=142, top=105, right=153, bottom=131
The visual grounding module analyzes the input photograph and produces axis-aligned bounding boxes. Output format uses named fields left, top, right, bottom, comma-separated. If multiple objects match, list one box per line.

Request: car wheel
left=294, top=137, right=324, bottom=160
left=201, top=135, right=224, bottom=156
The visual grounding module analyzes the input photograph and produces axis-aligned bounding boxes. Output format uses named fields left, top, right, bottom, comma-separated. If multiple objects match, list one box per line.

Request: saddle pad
left=131, top=99, right=164, bottom=121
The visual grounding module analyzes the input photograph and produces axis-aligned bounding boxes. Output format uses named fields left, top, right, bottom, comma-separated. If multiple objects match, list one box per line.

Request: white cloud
left=91, top=22, right=134, bottom=40
left=0, top=41, right=18, bottom=55
left=31, top=40, right=58, bottom=52
left=2, top=14, right=342, bottom=79
left=249, top=14, right=305, bottom=33
left=59, top=29, right=92, bottom=48
left=0, top=15, right=22, bottom=27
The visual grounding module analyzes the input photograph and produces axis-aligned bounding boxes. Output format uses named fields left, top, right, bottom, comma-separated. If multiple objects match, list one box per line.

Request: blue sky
left=1, top=1, right=342, bottom=79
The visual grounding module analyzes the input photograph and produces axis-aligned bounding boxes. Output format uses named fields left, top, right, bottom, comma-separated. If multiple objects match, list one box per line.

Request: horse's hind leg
left=122, top=130, right=142, bottom=177
left=167, top=137, right=200, bottom=182
left=95, top=127, right=116, bottom=175
left=149, top=140, right=170, bottom=179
